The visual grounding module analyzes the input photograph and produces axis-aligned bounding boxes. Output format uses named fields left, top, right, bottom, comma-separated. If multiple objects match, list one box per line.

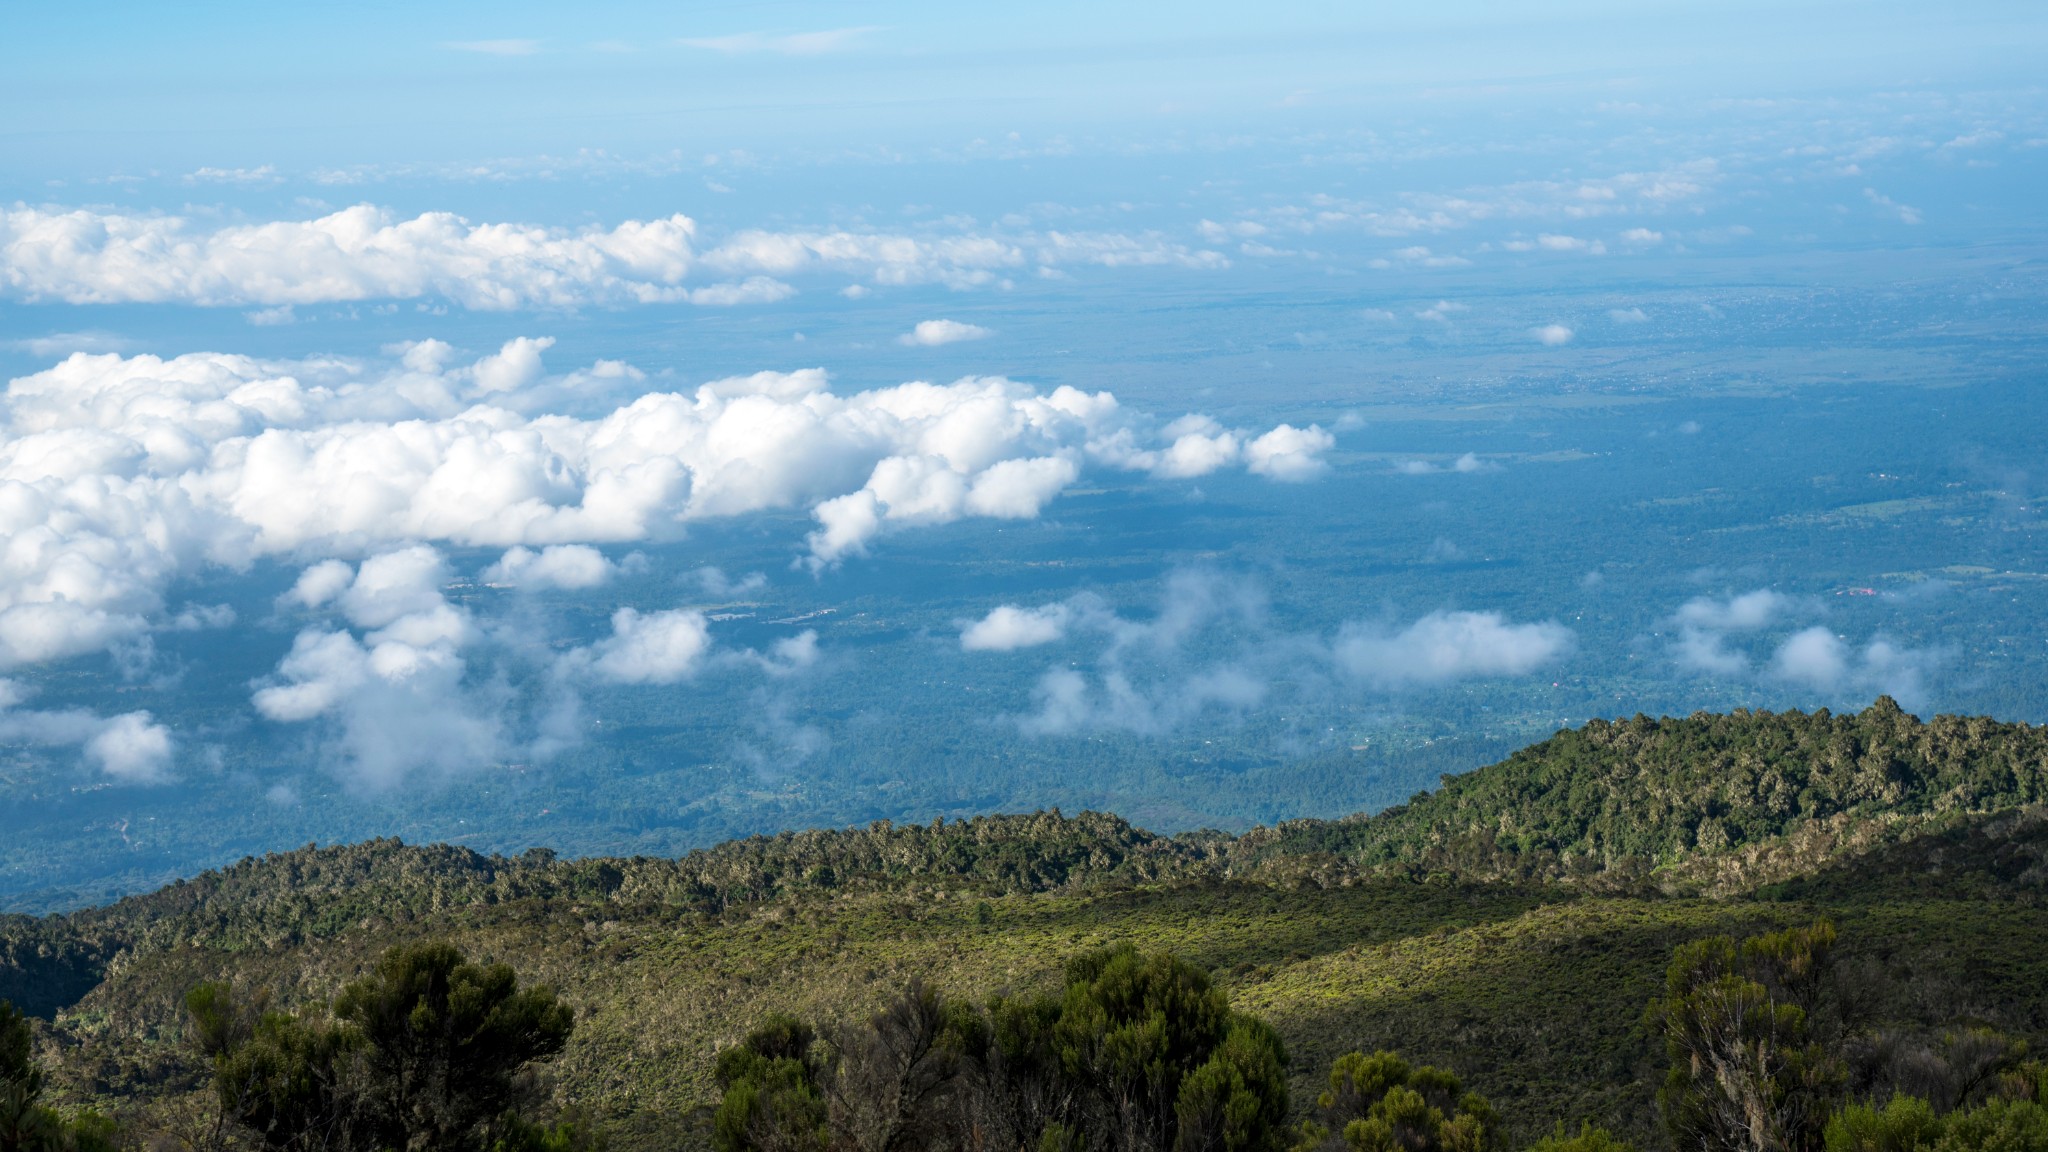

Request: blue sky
left=7, top=1, right=2044, bottom=185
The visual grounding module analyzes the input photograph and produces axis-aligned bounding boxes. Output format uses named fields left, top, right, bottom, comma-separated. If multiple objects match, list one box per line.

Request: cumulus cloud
left=0, top=679, right=175, bottom=784
left=1531, top=324, right=1575, bottom=346
left=898, top=319, right=992, bottom=347
left=969, top=574, right=1574, bottom=735
left=1332, top=611, right=1574, bottom=689
left=1670, top=589, right=1793, bottom=675
left=483, top=544, right=616, bottom=590
left=1608, top=307, right=1649, bottom=323
left=1770, top=627, right=1939, bottom=709
left=252, top=549, right=509, bottom=790
left=0, top=343, right=1331, bottom=667
left=960, top=604, right=1071, bottom=651
left=1664, top=590, right=1941, bottom=707
left=578, top=606, right=712, bottom=684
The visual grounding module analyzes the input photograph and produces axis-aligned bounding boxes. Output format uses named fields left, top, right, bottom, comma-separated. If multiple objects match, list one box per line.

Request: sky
left=2, top=0, right=2046, bottom=904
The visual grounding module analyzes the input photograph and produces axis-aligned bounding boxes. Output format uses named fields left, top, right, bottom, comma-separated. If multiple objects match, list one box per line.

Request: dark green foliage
left=1255, top=700, right=2048, bottom=883
left=1649, top=920, right=1847, bottom=1152
left=194, top=942, right=574, bottom=1152
left=1292, top=1051, right=1502, bottom=1152
left=714, top=947, right=1292, bottom=1152
left=711, top=1015, right=828, bottom=1152
left=1, top=998, right=115, bottom=1152
left=334, top=940, right=575, bottom=1152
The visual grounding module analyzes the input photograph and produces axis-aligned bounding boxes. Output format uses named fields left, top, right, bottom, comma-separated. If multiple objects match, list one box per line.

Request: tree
left=1054, top=944, right=1289, bottom=1152
left=1, top=999, right=116, bottom=1152
left=332, top=941, right=573, bottom=1152
left=1648, top=921, right=1846, bottom=1152
left=1291, top=1050, right=1502, bottom=1152
left=191, top=941, right=574, bottom=1152
left=711, top=945, right=1292, bottom=1152
left=712, top=1015, right=829, bottom=1152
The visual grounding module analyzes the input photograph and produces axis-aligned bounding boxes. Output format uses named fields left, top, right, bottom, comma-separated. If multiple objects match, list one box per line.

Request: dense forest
left=4, top=700, right=2047, bottom=1150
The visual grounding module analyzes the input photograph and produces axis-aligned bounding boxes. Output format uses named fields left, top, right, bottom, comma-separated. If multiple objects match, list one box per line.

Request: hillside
left=7, top=700, right=2048, bottom=1150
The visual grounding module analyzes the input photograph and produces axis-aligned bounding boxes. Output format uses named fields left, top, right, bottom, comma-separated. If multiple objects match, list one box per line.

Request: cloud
left=8, top=332, right=133, bottom=357
left=961, top=604, right=1071, bottom=651
left=0, top=679, right=175, bottom=784
left=1669, top=589, right=1793, bottom=675
left=1, top=205, right=1226, bottom=307
left=1864, top=188, right=1923, bottom=225
left=1531, top=324, right=1574, bottom=346
left=1416, top=301, right=1468, bottom=323
left=186, top=165, right=281, bottom=185
left=482, top=544, right=616, bottom=590
left=679, top=28, right=876, bottom=55
left=447, top=39, right=542, bottom=55
left=1676, top=589, right=1790, bottom=632
left=0, top=343, right=1329, bottom=673
left=898, top=320, right=992, bottom=347
left=1769, top=627, right=1939, bottom=710
left=977, top=575, right=1573, bottom=735
left=85, top=712, right=177, bottom=783
left=1332, top=611, right=1574, bottom=689
left=252, top=549, right=501, bottom=790
left=1663, top=590, right=1941, bottom=707
left=0, top=205, right=697, bottom=309
left=579, top=607, right=712, bottom=684
left=1395, top=452, right=1492, bottom=476
left=1245, top=424, right=1336, bottom=481
left=1608, top=307, right=1649, bottom=323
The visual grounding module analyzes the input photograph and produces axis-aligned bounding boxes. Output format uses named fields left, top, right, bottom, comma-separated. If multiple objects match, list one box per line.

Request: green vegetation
left=187, top=941, right=576, bottom=1151
left=2, top=702, right=2047, bottom=1150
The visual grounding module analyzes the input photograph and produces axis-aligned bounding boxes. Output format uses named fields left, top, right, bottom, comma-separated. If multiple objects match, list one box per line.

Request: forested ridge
left=5, top=700, right=2048, bottom=1150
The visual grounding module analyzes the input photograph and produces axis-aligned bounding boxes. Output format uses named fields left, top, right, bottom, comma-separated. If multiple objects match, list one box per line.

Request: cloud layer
left=0, top=205, right=1228, bottom=308
left=0, top=342, right=1328, bottom=684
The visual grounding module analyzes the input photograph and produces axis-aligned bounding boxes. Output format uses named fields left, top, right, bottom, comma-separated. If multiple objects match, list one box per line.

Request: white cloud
left=1864, top=188, right=1923, bottom=225
left=0, top=344, right=1329, bottom=671
left=899, top=319, right=992, bottom=347
left=961, top=604, right=1071, bottom=651
left=1332, top=611, right=1574, bottom=689
left=447, top=39, right=543, bottom=55
left=1, top=205, right=1226, bottom=308
left=1676, top=589, right=1790, bottom=632
left=483, top=544, right=615, bottom=590
left=986, top=576, right=1573, bottom=735
left=1245, top=424, right=1336, bottom=481
left=0, top=679, right=175, bottom=784
left=1531, top=324, right=1575, bottom=346
left=581, top=607, right=712, bottom=684
left=244, top=305, right=296, bottom=326
left=8, top=332, right=133, bottom=357
left=1769, top=626, right=1939, bottom=709
left=252, top=549, right=501, bottom=790
left=1608, top=307, right=1649, bottom=323
left=679, top=27, right=876, bottom=55
left=85, top=711, right=176, bottom=783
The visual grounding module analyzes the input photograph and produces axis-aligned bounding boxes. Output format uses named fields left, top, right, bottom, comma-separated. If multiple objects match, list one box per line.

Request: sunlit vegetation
left=3, top=702, right=2047, bottom=1149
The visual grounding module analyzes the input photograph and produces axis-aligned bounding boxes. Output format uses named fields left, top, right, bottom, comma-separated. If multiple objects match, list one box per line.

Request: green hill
left=7, top=700, right=2048, bottom=1150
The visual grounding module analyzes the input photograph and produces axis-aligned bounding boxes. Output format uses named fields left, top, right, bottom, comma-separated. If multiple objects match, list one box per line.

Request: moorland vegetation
left=3, top=699, right=2046, bottom=1151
